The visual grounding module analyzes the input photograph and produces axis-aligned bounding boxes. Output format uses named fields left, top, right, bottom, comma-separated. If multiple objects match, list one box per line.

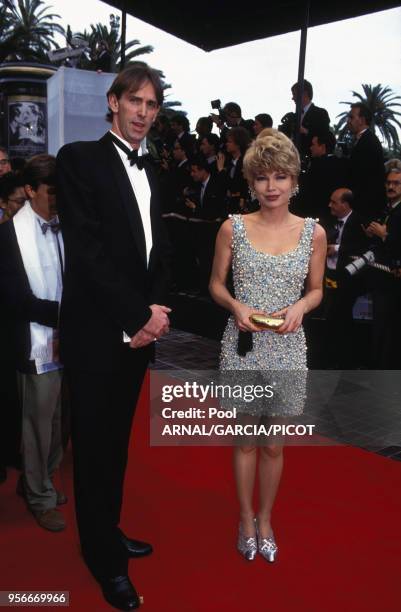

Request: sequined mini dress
left=219, top=214, right=316, bottom=416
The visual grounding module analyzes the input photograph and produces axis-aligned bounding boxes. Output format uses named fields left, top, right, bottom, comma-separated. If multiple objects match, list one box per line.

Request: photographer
left=216, top=127, right=251, bottom=214
left=210, top=101, right=254, bottom=139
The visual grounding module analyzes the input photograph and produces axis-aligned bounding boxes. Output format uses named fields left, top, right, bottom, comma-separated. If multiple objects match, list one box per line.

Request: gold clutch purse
left=249, top=314, right=285, bottom=330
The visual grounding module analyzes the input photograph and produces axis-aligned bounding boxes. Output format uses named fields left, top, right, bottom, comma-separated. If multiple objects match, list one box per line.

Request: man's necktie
left=200, top=183, right=206, bottom=206
left=334, top=219, right=344, bottom=244
left=110, top=133, right=150, bottom=170
left=40, top=218, right=64, bottom=280
left=41, top=218, right=60, bottom=235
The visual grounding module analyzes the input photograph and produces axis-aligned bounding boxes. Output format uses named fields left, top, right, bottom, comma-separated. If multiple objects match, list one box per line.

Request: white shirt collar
left=303, top=101, right=312, bottom=114
left=356, top=128, right=368, bottom=140
left=338, top=210, right=352, bottom=223
left=109, top=129, right=147, bottom=155
left=202, top=174, right=211, bottom=189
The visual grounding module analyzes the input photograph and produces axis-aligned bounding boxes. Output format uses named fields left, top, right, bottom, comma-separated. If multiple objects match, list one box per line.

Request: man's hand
left=129, top=304, right=171, bottom=349
left=210, top=113, right=223, bottom=129
left=185, top=198, right=196, bottom=210
left=365, top=221, right=387, bottom=240
left=216, top=152, right=226, bottom=172
left=327, top=244, right=337, bottom=256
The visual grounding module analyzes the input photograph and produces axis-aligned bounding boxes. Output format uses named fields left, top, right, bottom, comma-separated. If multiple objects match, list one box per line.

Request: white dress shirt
left=110, top=131, right=153, bottom=342
left=31, top=210, right=64, bottom=371
left=110, top=130, right=153, bottom=264
left=327, top=210, right=352, bottom=270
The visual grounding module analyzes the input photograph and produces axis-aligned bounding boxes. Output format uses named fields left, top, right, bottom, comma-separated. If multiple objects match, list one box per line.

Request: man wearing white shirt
left=324, top=188, right=368, bottom=367
left=57, top=64, right=171, bottom=610
left=0, top=155, right=66, bottom=530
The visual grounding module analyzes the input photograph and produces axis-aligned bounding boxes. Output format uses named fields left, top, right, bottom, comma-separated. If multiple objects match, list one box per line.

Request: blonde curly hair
left=243, top=128, right=300, bottom=185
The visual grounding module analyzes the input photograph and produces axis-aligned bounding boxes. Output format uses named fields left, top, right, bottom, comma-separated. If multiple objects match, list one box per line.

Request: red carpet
left=1, top=376, right=401, bottom=612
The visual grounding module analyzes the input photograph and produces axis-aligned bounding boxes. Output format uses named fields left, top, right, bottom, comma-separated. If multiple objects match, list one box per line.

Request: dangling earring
left=291, top=185, right=299, bottom=198
left=249, top=186, right=257, bottom=200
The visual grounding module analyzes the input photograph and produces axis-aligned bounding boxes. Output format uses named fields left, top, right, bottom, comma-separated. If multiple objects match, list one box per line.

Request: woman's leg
left=257, top=445, right=283, bottom=538
left=233, top=445, right=257, bottom=536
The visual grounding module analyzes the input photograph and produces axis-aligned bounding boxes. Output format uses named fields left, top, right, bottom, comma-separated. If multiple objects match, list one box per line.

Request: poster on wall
left=8, top=96, right=47, bottom=159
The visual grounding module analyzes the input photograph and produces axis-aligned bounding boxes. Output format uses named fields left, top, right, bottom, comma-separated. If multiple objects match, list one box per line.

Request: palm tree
left=70, top=21, right=182, bottom=114
left=1, top=0, right=64, bottom=63
left=72, top=15, right=153, bottom=73
left=336, top=84, right=401, bottom=150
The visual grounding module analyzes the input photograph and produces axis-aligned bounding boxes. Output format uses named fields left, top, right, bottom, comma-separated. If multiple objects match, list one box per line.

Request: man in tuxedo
left=169, top=113, right=196, bottom=158
left=291, top=79, right=330, bottom=157
left=324, top=188, right=369, bottom=368
left=364, top=168, right=401, bottom=368
left=57, top=64, right=171, bottom=610
left=299, top=130, right=349, bottom=222
left=186, top=156, right=227, bottom=294
left=0, top=155, right=66, bottom=528
left=199, top=133, right=220, bottom=174
left=347, top=103, right=386, bottom=221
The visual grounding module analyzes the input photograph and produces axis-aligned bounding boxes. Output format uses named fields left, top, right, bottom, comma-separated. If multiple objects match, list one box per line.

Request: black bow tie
left=41, top=219, right=60, bottom=235
left=110, top=133, right=149, bottom=170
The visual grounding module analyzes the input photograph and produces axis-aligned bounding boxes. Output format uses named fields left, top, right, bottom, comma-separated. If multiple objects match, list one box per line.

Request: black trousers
left=66, top=346, right=149, bottom=581
left=323, top=270, right=363, bottom=369
left=371, top=285, right=401, bottom=369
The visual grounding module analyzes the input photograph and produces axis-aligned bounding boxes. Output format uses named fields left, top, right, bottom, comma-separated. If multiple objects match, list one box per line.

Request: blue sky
left=51, top=2, right=401, bottom=138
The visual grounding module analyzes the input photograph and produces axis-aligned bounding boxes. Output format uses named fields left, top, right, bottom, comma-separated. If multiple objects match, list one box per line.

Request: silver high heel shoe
left=256, top=522, right=278, bottom=563
left=237, top=521, right=257, bottom=561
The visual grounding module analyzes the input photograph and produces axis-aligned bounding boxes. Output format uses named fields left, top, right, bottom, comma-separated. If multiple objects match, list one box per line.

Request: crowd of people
left=143, top=82, right=401, bottom=371
left=0, top=69, right=400, bottom=610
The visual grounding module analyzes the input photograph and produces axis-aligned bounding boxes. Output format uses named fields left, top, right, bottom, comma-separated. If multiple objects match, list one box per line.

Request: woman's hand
left=232, top=302, right=267, bottom=332
left=270, top=299, right=307, bottom=334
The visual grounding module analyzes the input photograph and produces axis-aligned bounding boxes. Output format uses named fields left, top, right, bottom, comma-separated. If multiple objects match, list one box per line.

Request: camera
left=345, top=250, right=375, bottom=276
left=278, top=112, right=296, bottom=138
left=210, top=99, right=225, bottom=123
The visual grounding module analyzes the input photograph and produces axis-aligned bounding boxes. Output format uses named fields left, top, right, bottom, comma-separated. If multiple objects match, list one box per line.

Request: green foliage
left=336, top=84, right=401, bottom=150
left=0, top=0, right=64, bottom=62
left=72, top=16, right=153, bottom=72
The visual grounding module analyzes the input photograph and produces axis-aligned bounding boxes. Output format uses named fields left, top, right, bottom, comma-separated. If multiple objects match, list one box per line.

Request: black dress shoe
left=118, top=529, right=153, bottom=558
left=101, top=575, right=140, bottom=611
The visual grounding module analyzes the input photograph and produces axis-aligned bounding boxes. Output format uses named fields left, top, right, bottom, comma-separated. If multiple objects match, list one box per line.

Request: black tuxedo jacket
left=161, top=160, right=191, bottom=215
left=56, top=132, right=170, bottom=371
left=301, top=154, right=350, bottom=219
left=385, top=203, right=401, bottom=264
left=349, top=129, right=386, bottom=220
left=195, top=173, right=227, bottom=221
left=0, top=219, right=59, bottom=372
left=336, top=211, right=369, bottom=271
left=300, top=103, right=330, bottom=154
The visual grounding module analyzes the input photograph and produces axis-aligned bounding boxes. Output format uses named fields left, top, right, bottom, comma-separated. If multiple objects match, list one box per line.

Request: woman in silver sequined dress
left=209, top=129, right=326, bottom=562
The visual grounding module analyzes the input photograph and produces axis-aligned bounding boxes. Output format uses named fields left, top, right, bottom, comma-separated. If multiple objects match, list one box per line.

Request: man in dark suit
left=364, top=168, right=401, bottom=368
left=299, top=130, right=350, bottom=222
left=324, top=188, right=369, bottom=367
left=291, top=80, right=330, bottom=157
left=0, top=155, right=66, bottom=529
left=57, top=64, right=171, bottom=610
left=186, top=156, right=227, bottom=294
left=347, top=103, right=386, bottom=222
left=169, top=113, right=196, bottom=158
